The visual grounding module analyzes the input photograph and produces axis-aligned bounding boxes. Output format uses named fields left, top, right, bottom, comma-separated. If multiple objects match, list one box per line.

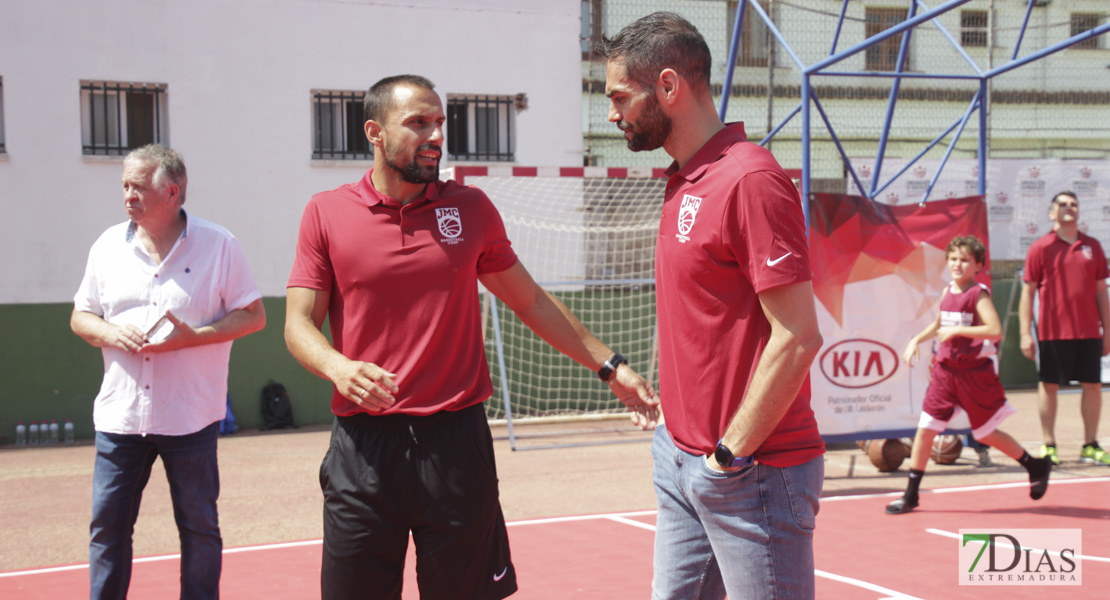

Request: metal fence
left=583, top=0, right=1110, bottom=176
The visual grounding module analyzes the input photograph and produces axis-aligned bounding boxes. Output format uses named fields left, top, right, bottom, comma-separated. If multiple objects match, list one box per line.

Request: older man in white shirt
left=71, top=144, right=266, bottom=600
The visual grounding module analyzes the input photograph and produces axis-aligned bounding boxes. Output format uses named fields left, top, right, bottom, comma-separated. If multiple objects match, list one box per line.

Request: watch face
left=714, top=444, right=733, bottom=467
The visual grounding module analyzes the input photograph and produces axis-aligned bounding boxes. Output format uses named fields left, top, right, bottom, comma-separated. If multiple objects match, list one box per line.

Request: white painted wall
left=0, top=0, right=584, bottom=302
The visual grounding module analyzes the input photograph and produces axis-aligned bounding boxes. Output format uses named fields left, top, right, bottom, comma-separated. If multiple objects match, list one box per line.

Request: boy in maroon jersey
left=886, top=236, right=1052, bottom=514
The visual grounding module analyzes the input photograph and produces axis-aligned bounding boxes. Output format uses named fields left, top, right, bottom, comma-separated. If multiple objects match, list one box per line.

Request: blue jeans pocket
left=779, top=458, right=823, bottom=531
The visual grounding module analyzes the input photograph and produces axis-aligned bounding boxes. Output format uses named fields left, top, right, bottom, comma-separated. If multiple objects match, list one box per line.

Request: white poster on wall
left=847, top=158, right=1110, bottom=261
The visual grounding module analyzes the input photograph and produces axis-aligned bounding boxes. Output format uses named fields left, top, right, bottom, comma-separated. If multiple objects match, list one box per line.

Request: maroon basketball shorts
left=920, top=360, right=1015, bottom=439
left=319, top=403, right=517, bottom=600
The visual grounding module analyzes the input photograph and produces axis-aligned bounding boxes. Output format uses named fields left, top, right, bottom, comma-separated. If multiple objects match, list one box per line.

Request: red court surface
left=3, top=478, right=1107, bottom=599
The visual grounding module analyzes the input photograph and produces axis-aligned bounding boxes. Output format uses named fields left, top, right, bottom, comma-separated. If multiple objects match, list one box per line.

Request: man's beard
left=621, top=93, right=671, bottom=152
left=385, top=143, right=440, bottom=184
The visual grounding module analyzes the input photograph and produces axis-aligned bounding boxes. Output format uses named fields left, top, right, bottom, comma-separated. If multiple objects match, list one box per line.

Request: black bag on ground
left=260, top=379, right=297, bottom=430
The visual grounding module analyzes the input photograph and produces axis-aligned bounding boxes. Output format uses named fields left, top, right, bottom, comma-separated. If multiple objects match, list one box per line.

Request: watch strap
left=714, top=439, right=754, bottom=469
left=598, top=353, right=627, bottom=381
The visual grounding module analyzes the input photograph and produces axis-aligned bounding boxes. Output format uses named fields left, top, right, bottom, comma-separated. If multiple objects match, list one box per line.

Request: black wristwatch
left=714, top=439, right=755, bottom=469
left=598, top=353, right=627, bottom=381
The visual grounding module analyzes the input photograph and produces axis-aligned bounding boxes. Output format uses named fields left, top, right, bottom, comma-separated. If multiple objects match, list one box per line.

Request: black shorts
left=319, top=403, right=516, bottom=600
left=1038, top=338, right=1103, bottom=385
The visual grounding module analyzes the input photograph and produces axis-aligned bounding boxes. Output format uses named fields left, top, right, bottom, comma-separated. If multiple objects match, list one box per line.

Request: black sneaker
left=1029, top=457, right=1052, bottom=500
left=885, top=496, right=919, bottom=514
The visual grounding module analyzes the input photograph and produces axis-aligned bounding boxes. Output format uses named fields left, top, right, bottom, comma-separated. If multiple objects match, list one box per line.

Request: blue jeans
left=651, top=425, right=823, bottom=600
left=89, top=422, right=222, bottom=600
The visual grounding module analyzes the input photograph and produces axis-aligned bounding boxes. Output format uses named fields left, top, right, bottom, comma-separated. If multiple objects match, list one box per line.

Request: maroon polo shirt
left=656, top=123, right=825, bottom=467
left=289, top=169, right=518, bottom=416
left=1024, top=231, right=1109, bottom=341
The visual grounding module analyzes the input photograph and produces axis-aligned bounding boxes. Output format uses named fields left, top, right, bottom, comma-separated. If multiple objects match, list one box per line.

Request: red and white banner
left=808, top=193, right=989, bottom=438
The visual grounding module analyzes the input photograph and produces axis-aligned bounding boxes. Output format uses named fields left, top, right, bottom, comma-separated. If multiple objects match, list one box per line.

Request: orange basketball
left=931, top=434, right=964, bottom=465
left=864, top=438, right=908, bottom=472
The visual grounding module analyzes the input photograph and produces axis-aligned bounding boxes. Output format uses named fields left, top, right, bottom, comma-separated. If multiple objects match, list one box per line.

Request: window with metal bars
left=581, top=0, right=602, bottom=60
left=961, top=10, right=988, bottom=48
left=1071, top=13, right=1102, bottom=50
left=865, top=7, right=912, bottom=71
left=80, top=81, right=166, bottom=156
left=312, top=90, right=372, bottom=160
left=727, top=1, right=771, bottom=67
left=0, top=77, right=6, bottom=154
left=447, top=95, right=515, bottom=162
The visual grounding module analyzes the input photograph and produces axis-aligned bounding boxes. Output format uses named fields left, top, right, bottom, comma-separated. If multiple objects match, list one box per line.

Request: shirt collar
left=359, top=168, right=440, bottom=209
left=124, top=209, right=190, bottom=243
left=664, top=122, right=748, bottom=182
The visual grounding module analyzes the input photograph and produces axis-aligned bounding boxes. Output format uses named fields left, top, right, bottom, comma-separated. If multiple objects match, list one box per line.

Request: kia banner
left=808, top=193, right=989, bottom=440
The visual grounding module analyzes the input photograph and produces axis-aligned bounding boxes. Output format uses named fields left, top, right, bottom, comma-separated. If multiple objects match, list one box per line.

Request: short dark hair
left=595, top=12, right=711, bottom=95
left=1051, top=190, right=1079, bottom=207
left=364, top=74, right=437, bottom=123
left=946, top=235, right=987, bottom=265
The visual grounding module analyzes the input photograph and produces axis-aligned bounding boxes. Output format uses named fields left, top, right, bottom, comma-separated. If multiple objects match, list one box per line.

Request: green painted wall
left=0, top=278, right=1042, bottom=444
left=992, top=277, right=1039, bottom=388
left=0, top=298, right=334, bottom=445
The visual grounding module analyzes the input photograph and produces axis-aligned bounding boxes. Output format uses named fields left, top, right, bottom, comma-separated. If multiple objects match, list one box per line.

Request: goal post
left=446, top=166, right=667, bottom=449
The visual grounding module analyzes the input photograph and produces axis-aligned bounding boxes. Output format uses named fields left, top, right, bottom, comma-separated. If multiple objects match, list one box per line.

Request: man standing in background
left=1020, top=190, right=1110, bottom=466
left=72, top=144, right=266, bottom=599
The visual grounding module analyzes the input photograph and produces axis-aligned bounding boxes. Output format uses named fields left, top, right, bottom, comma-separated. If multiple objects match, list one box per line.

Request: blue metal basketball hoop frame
left=723, top=0, right=1110, bottom=222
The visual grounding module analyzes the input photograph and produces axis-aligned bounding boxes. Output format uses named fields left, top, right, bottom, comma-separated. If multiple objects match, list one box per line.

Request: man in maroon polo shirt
left=599, top=13, right=825, bottom=599
left=284, top=74, right=658, bottom=600
left=1020, top=190, right=1110, bottom=466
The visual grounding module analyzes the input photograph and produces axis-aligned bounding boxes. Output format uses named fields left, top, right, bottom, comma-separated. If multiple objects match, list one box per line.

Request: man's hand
left=1020, top=333, right=1036, bottom=361
left=332, top=359, right=398, bottom=412
left=141, top=311, right=194, bottom=353
left=704, top=454, right=743, bottom=473
left=607, top=364, right=659, bottom=429
left=105, top=323, right=148, bottom=354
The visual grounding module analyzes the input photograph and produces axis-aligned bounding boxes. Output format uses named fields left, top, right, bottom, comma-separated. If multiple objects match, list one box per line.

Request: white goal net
left=445, top=166, right=667, bottom=446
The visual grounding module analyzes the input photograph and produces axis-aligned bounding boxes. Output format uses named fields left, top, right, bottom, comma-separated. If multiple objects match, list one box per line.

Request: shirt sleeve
left=725, top=169, right=812, bottom=294
left=1094, top=239, right=1109, bottom=280
left=220, top=234, right=263, bottom=311
left=287, top=197, right=335, bottom=290
left=73, top=237, right=104, bottom=316
left=475, top=194, right=519, bottom=275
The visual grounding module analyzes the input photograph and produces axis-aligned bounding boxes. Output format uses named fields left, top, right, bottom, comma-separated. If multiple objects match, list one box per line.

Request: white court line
left=505, top=509, right=657, bottom=527
left=5, top=479, right=1106, bottom=581
left=925, top=528, right=1110, bottom=563
left=813, top=570, right=925, bottom=600
left=605, top=515, right=657, bottom=532
left=820, top=476, right=1110, bottom=502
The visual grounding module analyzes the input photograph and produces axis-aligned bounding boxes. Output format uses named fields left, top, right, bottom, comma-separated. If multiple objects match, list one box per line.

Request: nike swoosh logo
left=493, top=566, right=508, bottom=582
left=766, top=252, right=792, bottom=267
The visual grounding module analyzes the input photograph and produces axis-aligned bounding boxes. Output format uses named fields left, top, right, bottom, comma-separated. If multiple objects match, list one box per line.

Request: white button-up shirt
left=74, top=212, right=262, bottom=436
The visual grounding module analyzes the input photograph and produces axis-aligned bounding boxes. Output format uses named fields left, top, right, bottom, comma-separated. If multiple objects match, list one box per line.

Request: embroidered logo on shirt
left=1081, top=244, right=1093, bottom=260
left=436, top=208, right=463, bottom=244
left=493, top=566, right=508, bottom=582
left=766, top=252, right=792, bottom=267
left=676, top=194, right=702, bottom=243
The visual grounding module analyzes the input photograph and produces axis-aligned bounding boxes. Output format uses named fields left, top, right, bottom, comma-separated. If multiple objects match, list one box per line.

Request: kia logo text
left=820, top=338, right=899, bottom=388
